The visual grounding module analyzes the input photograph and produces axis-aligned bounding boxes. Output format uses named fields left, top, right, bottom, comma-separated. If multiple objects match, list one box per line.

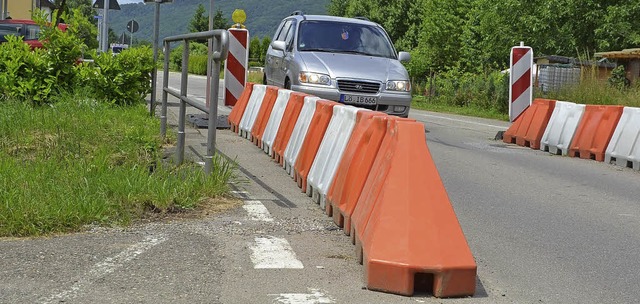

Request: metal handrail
left=160, top=29, right=229, bottom=174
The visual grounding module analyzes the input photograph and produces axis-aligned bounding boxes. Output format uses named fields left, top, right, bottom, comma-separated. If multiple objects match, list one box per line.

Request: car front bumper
left=291, top=84, right=411, bottom=118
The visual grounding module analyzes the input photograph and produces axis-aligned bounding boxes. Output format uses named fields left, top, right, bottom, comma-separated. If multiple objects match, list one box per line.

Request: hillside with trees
left=107, top=0, right=329, bottom=44
left=328, top=0, right=640, bottom=75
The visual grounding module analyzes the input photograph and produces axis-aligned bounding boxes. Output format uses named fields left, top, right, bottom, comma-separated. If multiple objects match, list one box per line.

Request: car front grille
left=337, top=80, right=380, bottom=94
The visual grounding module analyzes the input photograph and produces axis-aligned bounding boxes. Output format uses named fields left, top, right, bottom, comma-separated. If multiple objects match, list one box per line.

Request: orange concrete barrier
left=326, top=112, right=388, bottom=229
left=350, top=118, right=476, bottom=298
left=272, top=92, right=307, bottom=165
left=293, top=100, right=340, bottom=192
left=227, top=82, right=255, bottom=133
left=503, top=98, right=556, bottom=149
left=568, top=105, right=623, bottom=161
left=250, top=85, right=279, bottom=147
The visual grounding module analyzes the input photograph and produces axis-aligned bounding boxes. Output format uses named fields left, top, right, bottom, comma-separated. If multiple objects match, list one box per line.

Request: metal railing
left=160, top=29, right=229, bottom=174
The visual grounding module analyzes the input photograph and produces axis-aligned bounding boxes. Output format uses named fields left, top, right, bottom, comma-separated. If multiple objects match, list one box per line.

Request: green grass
left=411, top=95, right=509, bottom=121
left=0, top=97, right=237, bottom=237
left=248, top=71, right=264, bottom=84
left=538, top=77, right=640, bottom=108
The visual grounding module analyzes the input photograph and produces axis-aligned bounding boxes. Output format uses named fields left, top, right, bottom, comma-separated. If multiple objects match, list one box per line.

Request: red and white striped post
left=509, top=42, right=534, bottom=122
left=224, top=27, right=249, bottom=106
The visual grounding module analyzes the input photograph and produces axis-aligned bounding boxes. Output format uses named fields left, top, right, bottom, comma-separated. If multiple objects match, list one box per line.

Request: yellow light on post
left=232, top=9, right=246, bottom=28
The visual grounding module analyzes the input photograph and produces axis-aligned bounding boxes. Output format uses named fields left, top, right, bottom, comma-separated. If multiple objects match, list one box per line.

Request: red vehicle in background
left=0, top=19, right=67, bottom=49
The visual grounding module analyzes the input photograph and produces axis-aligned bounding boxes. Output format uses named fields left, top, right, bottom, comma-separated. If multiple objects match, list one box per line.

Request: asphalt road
left=1, top=72, right=639, bottom=303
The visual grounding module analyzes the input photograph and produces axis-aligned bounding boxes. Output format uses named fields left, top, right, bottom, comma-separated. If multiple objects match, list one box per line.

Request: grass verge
left=411, top=96, right=509, bottom=121
left=248, top=71, right=264, bottom=84
left=0, top=97, right=238, bottom=237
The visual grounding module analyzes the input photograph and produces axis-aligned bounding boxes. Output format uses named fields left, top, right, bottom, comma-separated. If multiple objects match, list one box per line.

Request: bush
left=170, top=42, right=208, bottom=70
left=77, top=47, right=154, bottom=105
left=0, top=36, right=55, bottom=104
left=0, top=11, right=83, bottom=104
left=419, top=70, right=509, bottom=114
left=188, top=55, right=208, bottom=75
left=0, top=9, right=152, bottom=106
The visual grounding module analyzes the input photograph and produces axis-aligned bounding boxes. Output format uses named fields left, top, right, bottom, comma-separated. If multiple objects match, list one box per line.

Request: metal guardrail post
left=205, top=32, right=227, bottom=174
left=160, top=30, right=228, bottom=174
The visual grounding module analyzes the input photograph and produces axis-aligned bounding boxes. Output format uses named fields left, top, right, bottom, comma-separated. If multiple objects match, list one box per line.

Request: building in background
left=534, top=55, right=617, bottom=93
left=596, top=49, right=640, bottom=86
left=1, top=0, right=56, bottom=21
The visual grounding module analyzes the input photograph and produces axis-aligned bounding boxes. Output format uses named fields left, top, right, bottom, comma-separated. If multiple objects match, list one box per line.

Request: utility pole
left=149, top=0, right=160, bottom=116
left=1, top=0, right=8, bottom=20
left=102, top=0, right=110, bottom=52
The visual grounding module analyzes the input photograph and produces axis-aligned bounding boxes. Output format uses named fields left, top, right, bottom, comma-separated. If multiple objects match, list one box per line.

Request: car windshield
left=297, top=20, right=396, bottom=59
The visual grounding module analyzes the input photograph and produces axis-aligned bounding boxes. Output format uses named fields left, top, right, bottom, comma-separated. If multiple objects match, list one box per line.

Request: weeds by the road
left=248, top=71, right=264, bottom=84
left=411, top=95, right=509, bottom=121
left=0, top=97, right=236, bottom=237
left=540, top=68, right=640, bottom=108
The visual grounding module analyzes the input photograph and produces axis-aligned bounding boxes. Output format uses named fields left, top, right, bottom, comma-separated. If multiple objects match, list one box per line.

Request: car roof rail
left=290, top=10, right=304, bottom=16
left=354, top=16, right=370, bottom=21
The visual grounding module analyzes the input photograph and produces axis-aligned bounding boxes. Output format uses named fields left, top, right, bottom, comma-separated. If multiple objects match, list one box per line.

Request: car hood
left=298, top=52, right=409, bottom=81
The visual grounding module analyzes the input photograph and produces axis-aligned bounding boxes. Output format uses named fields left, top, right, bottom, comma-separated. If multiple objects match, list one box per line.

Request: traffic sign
left=509, top=42, right=533, bottom=122
left=92, top=0, right=121, bottom=10
left=127, top=20, right=139, bottom=33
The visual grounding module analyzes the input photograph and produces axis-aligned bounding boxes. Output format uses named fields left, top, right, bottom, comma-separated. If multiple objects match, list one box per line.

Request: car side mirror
left=398, top=52, right=411, bottom=62
left=271, top=41, right=287, bottom=52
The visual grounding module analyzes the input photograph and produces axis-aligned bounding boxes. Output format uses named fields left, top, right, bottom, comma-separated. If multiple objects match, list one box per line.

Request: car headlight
left=386, top=80, right=411, bottom=92
left=299, top=72, right=331, bottom=86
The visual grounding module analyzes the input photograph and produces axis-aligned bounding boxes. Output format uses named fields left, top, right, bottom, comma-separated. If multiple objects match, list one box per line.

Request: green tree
left=260, top=37, right=271, bottom=62
left=63, top=0, right=98, bottom=50
left=212, top=8, right=230, bottom=29
left=594, top=1, right=640, bottom=51
left=327, top=0, right=347, bottom=16
left=249, top=36, right=261, bottom=61
left=189, top=4, right=208, bottom=33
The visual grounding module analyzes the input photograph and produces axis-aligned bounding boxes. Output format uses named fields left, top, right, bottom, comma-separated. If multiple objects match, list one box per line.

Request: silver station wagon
left=264, top=12, right=412, bottom=117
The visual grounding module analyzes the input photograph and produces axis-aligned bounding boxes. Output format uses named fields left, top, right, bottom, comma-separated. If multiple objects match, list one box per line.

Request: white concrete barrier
left=307, top=105, right=363, bottom=210
left=605, top=107, right=640, bottom=170
left=283, top=96, right=320, bottom=176
left=540, top=101, right=585, bottom=155
left=262, top=89, right=293, bottom=156
left=238, top=84, right=267, bottom=139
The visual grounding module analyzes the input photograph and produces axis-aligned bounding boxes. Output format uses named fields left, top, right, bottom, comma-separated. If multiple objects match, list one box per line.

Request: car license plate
left=340, top=94, right=377, bottom=105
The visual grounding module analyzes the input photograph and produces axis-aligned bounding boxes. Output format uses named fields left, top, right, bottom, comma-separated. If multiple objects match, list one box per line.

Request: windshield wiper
left=302, top=48, right=336, bottom=52
left=336, top=50, right=372, bottom=56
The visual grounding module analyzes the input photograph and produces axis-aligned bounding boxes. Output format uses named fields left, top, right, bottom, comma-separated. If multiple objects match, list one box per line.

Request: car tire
left=263, top=74, right=267, bottom=85
left=284, top=78, right=291, bottom=90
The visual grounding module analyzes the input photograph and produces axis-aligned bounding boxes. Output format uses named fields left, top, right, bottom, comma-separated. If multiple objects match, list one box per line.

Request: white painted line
left=270, top=288, right=335, bottom=304
left=412, top=112, right=506, bottom=129
left=231, top=190, right=249, bottom=194
left=249, top=236, right=303, bottom=269
left=40, top=235, right=166, bottom=304
left=243, top=200, right=274, bottom=222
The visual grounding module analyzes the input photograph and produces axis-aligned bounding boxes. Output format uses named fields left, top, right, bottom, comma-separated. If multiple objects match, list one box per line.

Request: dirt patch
left=137, top=196, right=243, bottom=223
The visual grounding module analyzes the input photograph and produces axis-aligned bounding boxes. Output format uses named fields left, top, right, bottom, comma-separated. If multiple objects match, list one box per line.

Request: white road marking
left=243, top=200, right=274, bottom=222
left=40, top=235, right=166, bottom=304
left=249, top=236, right=304, bottom=269
left=270, top=288, right=335, bottom=303
left=413, top=112, right=507, bottom=129
left=231, top=190, right=249, bottom=194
